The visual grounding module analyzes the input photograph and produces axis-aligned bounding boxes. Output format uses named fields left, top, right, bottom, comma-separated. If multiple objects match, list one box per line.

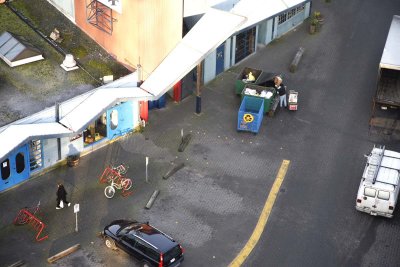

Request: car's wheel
left=105, top=237, right=117, bottom=250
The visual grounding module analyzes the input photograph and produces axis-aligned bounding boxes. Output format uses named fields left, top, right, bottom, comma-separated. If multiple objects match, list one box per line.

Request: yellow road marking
left=229, top=159, right=290, bottom=267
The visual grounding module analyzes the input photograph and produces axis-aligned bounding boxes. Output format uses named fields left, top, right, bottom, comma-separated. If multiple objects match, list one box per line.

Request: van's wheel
left=105, top=237, right=117, bottom=250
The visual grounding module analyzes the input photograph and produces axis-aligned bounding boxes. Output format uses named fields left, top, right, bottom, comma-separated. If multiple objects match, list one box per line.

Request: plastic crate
left=237, top=96, right=264, bottom=134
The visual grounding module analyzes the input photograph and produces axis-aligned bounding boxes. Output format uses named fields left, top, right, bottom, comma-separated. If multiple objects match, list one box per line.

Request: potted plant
left=309, top=18, right=319, bottom=34
left=313, top=11, right=324, bottom=24
left=67, top=153, right=80, bottom=167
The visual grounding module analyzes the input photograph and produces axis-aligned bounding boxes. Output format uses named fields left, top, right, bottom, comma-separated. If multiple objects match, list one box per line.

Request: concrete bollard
left=163, top=163, right=185, bottom=180
left=289, top=47, right=305, bottom=73
left=145, top=190, right=160, bottom=209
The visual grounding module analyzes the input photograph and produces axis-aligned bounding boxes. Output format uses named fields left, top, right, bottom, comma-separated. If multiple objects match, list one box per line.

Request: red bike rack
left=99, top=166, right=121, bottom=184
left=100, top=166, right=133, bottom=197
left=14, top=209, right=48, bottom=242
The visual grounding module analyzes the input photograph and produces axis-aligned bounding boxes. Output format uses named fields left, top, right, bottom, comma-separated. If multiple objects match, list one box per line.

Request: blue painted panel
left=0, top=144, right=30, bottom=192
left=107, top=102, right=133, bottom=139
left=216, top=43, right=225, bottom=75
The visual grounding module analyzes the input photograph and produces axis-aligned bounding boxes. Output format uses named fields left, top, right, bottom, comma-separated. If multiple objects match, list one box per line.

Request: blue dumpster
left=237, top=96, right=264, bottom=134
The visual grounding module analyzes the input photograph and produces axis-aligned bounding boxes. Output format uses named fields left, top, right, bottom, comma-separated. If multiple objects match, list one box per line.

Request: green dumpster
left=240, top=84, right=276, bottom=114
left=235, top=67, right=263, bottom=95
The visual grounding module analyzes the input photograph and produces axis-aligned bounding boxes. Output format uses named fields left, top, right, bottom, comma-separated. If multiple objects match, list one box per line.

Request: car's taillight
left=389, top=206, right=394, bottom=210
left=179, top=244, right=185, bottom=254
left=357, top=199, right=362, bottom=203
left=159, top=253, right=163, bottom=267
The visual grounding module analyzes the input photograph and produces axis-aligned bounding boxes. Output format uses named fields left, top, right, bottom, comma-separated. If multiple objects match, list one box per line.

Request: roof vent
left=60, top=54, right=78, bottom=71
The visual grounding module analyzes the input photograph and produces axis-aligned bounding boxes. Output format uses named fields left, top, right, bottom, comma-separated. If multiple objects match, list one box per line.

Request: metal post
left=75, top=212, right=78, bottom=232
left=145, top=157, right=149, bottom=183
left=74, top=204, right=79, bottom=232
left=55, top=102, right=61, bottom=160
left=181, top=129, right=184, bottom=142
left=196, top=62, right=202, bottom=114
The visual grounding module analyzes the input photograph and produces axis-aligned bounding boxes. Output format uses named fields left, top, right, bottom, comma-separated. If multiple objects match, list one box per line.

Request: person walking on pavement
left=275, top=76, right=287, bottom=108
left=56, top=183, right=71, bottom=209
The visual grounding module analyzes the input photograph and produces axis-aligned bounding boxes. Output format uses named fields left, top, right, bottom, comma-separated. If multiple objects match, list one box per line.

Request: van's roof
left=363, top=148, right=400, bottom=187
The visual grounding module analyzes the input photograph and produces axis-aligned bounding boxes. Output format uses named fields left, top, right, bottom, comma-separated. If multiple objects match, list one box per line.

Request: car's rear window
left=163, top=245, right=182, bottom=264
left=364, top=187, right=376, bottom=197
left=378, top=190, right=390, bottom=200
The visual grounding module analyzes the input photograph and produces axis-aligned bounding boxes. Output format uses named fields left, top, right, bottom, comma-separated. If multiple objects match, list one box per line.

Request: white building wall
left=47, top=0, right=75, bottom=22
left=132, top=100, right=141, bottom=128
left=224, top=38, right=232, bottom=70
left=42, top=138, right=60, bottom=168
left=62, top=136, right=83, bottom=158
left=204, top=50, right=217, bottom=84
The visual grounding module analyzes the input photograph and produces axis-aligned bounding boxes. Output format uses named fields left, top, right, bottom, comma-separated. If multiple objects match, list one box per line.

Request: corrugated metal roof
left=380, top=15, right=400, bottom=70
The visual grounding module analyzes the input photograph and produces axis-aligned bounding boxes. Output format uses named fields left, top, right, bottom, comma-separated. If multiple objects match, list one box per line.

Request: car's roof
left=115, top=220, right=179, bottom=253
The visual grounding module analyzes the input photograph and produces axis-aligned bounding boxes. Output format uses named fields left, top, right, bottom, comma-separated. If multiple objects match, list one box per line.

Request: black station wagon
left=102, top=220, right=184, bottom=267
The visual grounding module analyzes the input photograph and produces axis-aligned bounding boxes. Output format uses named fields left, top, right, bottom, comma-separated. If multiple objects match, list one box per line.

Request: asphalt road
left=241, top=0, right=400, bottom=266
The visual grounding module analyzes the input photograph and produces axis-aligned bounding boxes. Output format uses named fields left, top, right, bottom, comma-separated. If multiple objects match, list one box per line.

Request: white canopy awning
left=231, top=0, right=306, bottom=31
left=0, top=123, right=72, bottom=161
left=59, top=87, right=153, bottom=132
left=380, top=15, right=400, bottom=70
left=140, top=8, right=246, bottom=97
left=0, top=72, right=153, bottom=162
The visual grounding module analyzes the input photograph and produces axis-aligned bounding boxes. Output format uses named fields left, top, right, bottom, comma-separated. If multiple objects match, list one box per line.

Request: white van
left=355, top=146, right=400, bottom=218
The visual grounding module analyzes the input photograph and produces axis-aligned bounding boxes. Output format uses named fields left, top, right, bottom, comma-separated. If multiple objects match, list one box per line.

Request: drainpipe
left=55, top=102, right=61, bottom=160
left=137, top=64, right=143, bottom=86
left=195, top=62, right=202, bottom=114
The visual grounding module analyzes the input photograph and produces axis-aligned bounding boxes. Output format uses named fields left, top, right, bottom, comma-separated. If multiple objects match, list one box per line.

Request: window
left=1, top=159, right=10, bottom=180
left=364, top=187, right=376, bottom=197
left=296, top=4, right=305, bottom=13
left=134, top=240, right=149, bottom=253
left=30, top=140, right=43, bottom=171
left=146, top=248, right=160, bottom=261
left=122, top=235, right=137, bottom=246
left=15, top=153, right=25, bottom=174
left=110, top=109, right=118, bottom=130
left=287, top=8, right=296, bottom=20
left=278, top=4, right=306, bottom=25
left=278, top=13, right=287, bottom=25
left=378, top=190, right=390, bottom=200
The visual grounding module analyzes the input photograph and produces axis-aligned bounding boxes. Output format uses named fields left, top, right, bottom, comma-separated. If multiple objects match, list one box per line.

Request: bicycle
left=104, top=177, right=133, bottom=198
left=111, top=163, right=129, bottom=175
left=105, top=164, right=129, bottom=183
left=14, top=201, right=41, bottom=225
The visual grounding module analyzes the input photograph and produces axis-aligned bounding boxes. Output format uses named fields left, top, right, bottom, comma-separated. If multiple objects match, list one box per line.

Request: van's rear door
left=363, top=187, right=378, bottom=213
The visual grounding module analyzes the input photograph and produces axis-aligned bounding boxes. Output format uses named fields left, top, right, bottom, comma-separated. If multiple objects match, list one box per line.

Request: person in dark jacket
left=56, top=183, right=71, bottom=209
left=274, top=76, right=287, bottom=108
